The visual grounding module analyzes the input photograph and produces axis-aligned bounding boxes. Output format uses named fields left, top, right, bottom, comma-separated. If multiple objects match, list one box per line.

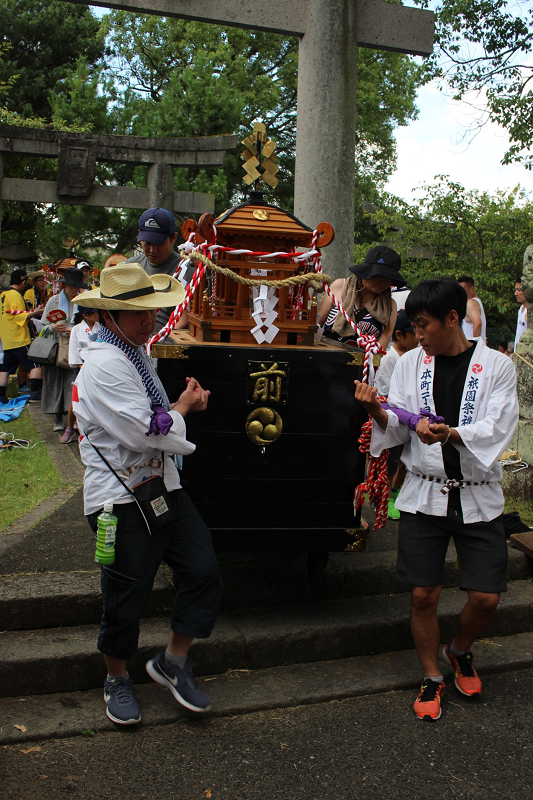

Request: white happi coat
left=370, top=340, right=518, bottom=523
left=74, top=341, right=196, bottom=515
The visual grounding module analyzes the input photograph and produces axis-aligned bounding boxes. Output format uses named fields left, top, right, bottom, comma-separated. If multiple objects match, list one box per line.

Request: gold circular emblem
left=245, top=407, right=283, bottom=445
left=252, top=209, right=270, bottom=221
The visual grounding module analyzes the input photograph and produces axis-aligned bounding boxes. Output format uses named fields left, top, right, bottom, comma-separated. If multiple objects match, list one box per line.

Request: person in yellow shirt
left=0, top=269, right=44, bottom=403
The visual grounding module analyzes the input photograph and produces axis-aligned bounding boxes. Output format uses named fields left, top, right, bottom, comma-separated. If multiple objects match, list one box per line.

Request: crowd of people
left=0, top=206, right=527, bottom=727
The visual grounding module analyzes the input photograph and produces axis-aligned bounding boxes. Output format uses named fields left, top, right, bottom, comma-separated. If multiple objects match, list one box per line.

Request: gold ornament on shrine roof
left=62, top=236, right=79, bottom=254
left=241, top=122, right=279, bottom=189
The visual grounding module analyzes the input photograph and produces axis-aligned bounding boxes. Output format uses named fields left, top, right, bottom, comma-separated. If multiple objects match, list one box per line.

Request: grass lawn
left=0, top=397, right=74, bottom=531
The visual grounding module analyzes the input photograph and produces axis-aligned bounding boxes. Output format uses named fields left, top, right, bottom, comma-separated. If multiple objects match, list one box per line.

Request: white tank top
left=462, top=296, right=486, bottom=341
left=515, top=305, right=527, bottom=349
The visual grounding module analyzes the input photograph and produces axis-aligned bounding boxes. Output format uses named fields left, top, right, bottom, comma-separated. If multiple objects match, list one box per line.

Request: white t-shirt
left=462, top=296, right=486, bottom=342
left=515, top=305, right=527, bottom=350
left=69, top=321, right=101, bottom=366
left=376, top=346, right=399, bottom=397
left=391, top=288, right=410, bottom=312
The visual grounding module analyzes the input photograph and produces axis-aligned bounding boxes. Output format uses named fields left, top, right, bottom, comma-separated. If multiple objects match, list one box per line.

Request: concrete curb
left=0, top=490, right=76, bottom=553
left=1, top=580, right=532, bottom=697
left=2, top=547, right=529, bottom=630
left=0, top=567, right=174, bottom=630
left=2, top=630, right=533, bottom=745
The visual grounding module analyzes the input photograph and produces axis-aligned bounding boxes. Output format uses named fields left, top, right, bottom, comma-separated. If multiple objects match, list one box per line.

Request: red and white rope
left=353, top=403, right=390, bottom=531
left=6, top=309, right=26, bottom=316
left=146, top=260, right=207, bottom=355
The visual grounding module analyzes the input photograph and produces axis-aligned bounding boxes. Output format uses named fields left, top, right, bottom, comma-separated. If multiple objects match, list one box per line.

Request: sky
left=385, top=80, right=533, bottom=202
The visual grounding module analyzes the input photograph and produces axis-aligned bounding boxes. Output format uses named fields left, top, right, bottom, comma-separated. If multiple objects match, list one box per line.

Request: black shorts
left=396, top=507, right=508, bottom=593
left=0, top=345, right=34, bottom=374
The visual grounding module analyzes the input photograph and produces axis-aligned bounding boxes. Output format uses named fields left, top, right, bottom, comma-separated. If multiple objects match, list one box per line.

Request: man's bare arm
left=467, top=298, right=482, bottom=337
left=354, top=381, right=388, bottom=430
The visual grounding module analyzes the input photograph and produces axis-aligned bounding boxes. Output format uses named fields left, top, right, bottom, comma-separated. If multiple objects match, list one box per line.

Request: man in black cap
left=0, top=269, right=45, bottom=403
left=126, top=207, right=191, bottom=334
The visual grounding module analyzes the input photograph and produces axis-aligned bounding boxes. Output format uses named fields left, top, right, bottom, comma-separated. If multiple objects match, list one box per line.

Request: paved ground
left=2, top=668, right=532, bottom=800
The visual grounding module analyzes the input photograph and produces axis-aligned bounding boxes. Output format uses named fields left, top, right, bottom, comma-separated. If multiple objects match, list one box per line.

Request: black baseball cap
left=10, top=268, right=28, bottom=284
left=394, top=309, right=415, bottom=333
left=137, top=207, right=176, bottom=245
left=350, top=246, right=406, bottom=288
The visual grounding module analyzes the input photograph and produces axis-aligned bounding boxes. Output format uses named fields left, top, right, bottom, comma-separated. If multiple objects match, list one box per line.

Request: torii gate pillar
left=294, top=0, right=358, bottom=274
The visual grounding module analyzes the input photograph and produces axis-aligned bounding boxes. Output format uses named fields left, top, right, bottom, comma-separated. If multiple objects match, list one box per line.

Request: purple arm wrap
left=381, top=402, right=445, bottom=431
left=146, top=405, right=174, bottom=436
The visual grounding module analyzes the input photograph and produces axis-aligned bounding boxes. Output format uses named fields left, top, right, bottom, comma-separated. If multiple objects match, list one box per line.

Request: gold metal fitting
left=344, top=527, right=368, bottom=552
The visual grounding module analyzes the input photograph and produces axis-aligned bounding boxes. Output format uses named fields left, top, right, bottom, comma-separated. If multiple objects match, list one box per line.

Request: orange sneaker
left=442, top=641, right=482, bottom=698
left=413, top=679, right=445, bottom=721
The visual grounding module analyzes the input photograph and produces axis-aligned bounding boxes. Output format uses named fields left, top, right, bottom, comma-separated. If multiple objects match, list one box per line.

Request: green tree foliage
left=0, top=1, right=105, bottom=261
left=371, top=176, right=533, bottom=327
left=0, top=0, right=104, bottom=119
left=418, top=0, right=533, bottom=168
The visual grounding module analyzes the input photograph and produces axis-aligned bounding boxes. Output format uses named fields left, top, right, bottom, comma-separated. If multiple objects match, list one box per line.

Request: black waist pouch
left=83, top=429, right=177, bottom=536
left=131, top=475, right=178, bottom=533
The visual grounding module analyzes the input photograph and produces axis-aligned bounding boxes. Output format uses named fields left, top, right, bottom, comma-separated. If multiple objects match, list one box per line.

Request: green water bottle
left=95, top=502, right=118, bottom=565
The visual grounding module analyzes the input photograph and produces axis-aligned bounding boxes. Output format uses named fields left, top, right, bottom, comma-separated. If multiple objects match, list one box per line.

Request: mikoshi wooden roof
left=214, top=200, right=314, bottom=246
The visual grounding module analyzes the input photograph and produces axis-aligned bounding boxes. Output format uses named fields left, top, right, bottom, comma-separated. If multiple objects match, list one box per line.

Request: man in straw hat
left=75, top=264, right=222, bottom=726
left=24, top=269, right=49, bottom=311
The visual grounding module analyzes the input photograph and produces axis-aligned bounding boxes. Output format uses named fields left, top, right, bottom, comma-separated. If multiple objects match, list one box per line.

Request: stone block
left=513, top=419, right=533, bottom=466
left=501, top=465, right=533, bottom=502
left=512, top=349, right=533, bottom=419
left=57, top=135, right=96, bottom=197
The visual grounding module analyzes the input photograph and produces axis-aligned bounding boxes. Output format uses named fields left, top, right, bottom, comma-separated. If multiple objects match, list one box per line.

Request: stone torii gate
left=0, top=124, right=238, bottom=247
left=64, top=0, right=434, bottom=276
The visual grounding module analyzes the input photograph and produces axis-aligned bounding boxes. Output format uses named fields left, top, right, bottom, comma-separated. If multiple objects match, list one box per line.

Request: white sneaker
left=53, top=421, right=64, bottom=432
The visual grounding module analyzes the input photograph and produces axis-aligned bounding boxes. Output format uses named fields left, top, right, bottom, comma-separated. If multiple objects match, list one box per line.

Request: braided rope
left=353, top=403, right=390, bottom=531
left=181, top=250, right=331, bottom=291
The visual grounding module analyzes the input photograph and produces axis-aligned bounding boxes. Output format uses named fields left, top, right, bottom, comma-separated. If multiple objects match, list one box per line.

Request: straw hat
left=27, top=270, right=47, bottom=284
left=75, top=263, right=185, bottom=311
left=103, top=253, right=127, bottom=269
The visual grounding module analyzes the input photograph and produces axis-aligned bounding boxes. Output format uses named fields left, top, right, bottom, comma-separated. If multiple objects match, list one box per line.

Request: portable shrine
left=154, top=124, right=382, bottom=589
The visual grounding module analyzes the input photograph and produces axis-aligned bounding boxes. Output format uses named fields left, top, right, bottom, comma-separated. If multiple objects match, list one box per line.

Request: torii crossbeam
left=61, top=0, right=434, bottom=275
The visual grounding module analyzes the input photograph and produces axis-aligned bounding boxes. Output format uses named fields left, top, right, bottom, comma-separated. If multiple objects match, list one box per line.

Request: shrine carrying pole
left=60, top=0, right=434, bottom=278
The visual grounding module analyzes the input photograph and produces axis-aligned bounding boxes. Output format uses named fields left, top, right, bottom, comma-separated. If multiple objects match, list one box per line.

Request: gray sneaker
left=103, top=674, right=141, bottom=725
left=146, top=650, right=211, bottom=712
